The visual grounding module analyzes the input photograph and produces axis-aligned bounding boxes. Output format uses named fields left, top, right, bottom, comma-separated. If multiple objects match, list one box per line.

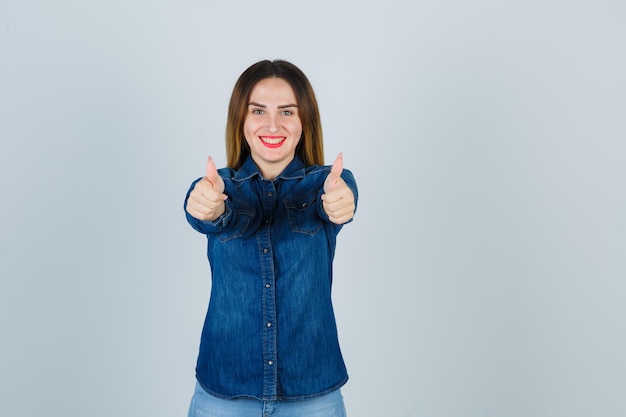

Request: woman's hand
left=186, top=156, right=228, bottom=221
left=322, top=153, right=355, bottom=225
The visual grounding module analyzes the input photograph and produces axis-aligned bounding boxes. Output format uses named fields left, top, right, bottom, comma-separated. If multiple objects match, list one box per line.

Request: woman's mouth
left=260, top=136, right=286, bottom=148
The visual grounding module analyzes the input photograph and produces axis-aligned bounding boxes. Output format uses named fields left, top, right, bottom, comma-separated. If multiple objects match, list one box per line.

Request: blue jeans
left=187, top=382, right=347, bottom=417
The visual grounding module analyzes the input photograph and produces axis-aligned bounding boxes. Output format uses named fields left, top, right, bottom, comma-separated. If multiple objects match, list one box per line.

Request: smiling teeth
left=261, top=137, right=285, bottom=144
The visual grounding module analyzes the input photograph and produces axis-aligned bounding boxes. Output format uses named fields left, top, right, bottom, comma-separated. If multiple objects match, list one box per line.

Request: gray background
left=1, top=1, right=625, bottom=416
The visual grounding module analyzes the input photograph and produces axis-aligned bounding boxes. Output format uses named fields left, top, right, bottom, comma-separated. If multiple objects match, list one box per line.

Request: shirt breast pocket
left=284, top=194, right=322, bottom=236
left=218, top=207, right=254, bottom=243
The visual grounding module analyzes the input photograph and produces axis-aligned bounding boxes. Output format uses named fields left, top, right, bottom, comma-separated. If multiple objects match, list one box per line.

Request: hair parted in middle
left=225, top=59, right=325, bottom=169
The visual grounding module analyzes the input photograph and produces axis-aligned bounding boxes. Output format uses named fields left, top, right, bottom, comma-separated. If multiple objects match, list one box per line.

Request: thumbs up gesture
left=322, top=153, right=355, bottom=225
left=186, top=156, right=228, bottom=221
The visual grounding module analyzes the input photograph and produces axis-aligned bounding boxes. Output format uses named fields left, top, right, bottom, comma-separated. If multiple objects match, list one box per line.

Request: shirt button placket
left=260, top=180, right=278, bottom=398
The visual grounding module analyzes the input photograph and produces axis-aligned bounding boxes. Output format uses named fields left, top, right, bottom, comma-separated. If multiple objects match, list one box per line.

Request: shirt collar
left=233, top=156, right=307, bottom=182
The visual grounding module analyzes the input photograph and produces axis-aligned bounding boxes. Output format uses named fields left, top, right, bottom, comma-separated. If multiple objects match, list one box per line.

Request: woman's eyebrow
left=248, top=102, right=298, bottom=108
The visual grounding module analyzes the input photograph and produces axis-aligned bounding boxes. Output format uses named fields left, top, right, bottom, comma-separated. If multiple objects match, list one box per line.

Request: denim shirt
left=184, top=156, right=358, bottom=401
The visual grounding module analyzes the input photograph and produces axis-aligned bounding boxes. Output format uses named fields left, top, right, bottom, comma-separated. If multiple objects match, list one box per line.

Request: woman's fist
left=186, top=156, right=228, bottom=221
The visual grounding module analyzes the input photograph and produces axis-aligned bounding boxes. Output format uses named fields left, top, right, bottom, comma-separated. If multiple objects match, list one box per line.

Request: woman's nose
left=266, top=113, right=278, bottom=132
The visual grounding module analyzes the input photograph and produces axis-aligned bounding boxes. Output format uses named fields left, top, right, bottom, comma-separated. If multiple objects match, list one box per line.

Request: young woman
left=184, top=59, right=358, bottom=417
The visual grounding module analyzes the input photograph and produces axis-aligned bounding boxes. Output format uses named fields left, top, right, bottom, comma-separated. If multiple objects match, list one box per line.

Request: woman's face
left=243, top=77, right=302, bottom=179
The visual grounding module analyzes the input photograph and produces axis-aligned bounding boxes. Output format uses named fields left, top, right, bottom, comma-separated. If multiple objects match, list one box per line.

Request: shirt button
left=268, top=360, right=274, bottom=366
left=267, top=322, right=272, bottom=327
left=265, top=284, right=271, bottom=288
left=263, top=248, right=269, bottom=254
left=267, top=192, right=273, bottom=197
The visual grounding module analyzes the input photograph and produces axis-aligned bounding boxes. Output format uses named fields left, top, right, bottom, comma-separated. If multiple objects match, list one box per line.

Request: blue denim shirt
left=184, top=156, right=358, bottom=401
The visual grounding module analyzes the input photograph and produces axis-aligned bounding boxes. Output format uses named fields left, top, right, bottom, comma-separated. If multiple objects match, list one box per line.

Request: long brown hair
left=225, top=60, right=324, bottom=169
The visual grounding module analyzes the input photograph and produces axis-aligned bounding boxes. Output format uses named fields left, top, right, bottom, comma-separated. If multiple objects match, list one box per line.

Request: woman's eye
left=281, top=110, right=293, bottom=116
left=252, top=109, right=264, bottom=115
